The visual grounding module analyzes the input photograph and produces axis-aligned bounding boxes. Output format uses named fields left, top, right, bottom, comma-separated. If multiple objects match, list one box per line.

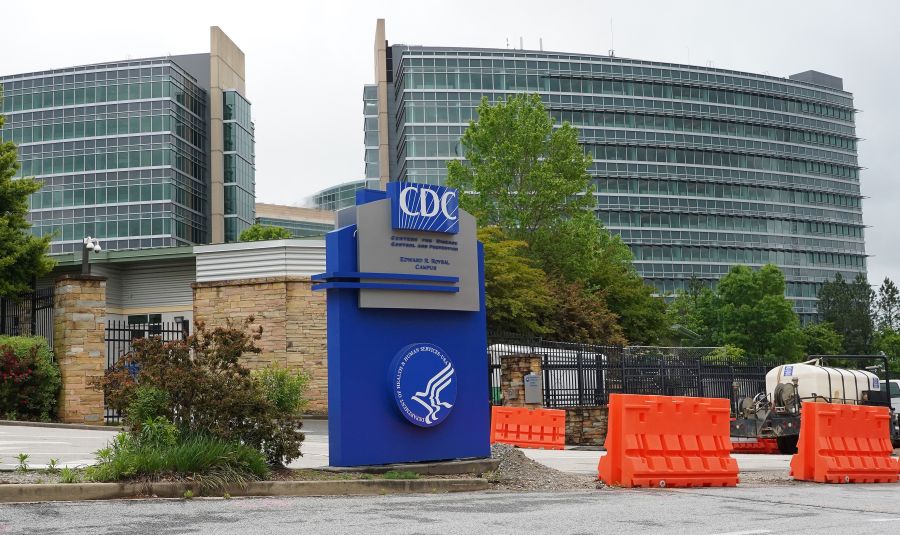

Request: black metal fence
left=104, top=320, right=189, bottom=422
left=488, top=333, right=774, bottom=408
left=0, top=288, right=54, bottom=349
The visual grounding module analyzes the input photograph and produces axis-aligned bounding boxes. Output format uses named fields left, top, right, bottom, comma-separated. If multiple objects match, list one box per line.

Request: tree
left=542, top=279, right=627, bottom=346
left=818, top=273, right=874, bottom=354
left=875, top=329, right=900, bottom=371
left=447, top=94, right=594, bottom=238
left=0, top=103, right=54, bottom=296
left=875, top=277, right=900, bottom=332
left=709, top=265, right=804, bottom=360
left=801, top=322, right=844, bottom=356
left=239, top=223, right=293, bottom=242
left=479, top=227, right=553, bottom=335
left=447, top=94, right=669, bottom=344
left=666, top=277, right=715, bottom=345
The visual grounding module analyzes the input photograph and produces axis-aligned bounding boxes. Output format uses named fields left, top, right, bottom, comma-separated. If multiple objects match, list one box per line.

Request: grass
left=15, top=453, right=29, bottom=473
left=59, top=467, right=79, bottom=484
left=86, top=433, right=269, bottom=492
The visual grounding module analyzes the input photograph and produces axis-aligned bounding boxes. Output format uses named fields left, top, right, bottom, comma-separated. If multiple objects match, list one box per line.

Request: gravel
left=488, top=444, right=597, bottom=491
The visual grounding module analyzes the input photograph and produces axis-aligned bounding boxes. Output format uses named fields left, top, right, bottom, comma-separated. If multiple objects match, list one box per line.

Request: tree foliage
left=239, top=223, right=293, bottom=242
left=875, top=277, right=900, bottom=332
left=447, top=94, right=594, bottom=237
left=817, top=273, right=874, bottom=354
left=800, top=322, right=844, bottom=356
left=542, top=279, right=626, bottom=346
left=667, top=265, right=803, bottom=359
left=449, top=94, right=668, bottom=344
left=0, top=104, right=54, bottom=296
left=480, top=227, right=553, bottom=335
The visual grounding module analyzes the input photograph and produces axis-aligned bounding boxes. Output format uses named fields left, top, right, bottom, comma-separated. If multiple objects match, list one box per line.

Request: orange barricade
left=599, top=394, right=739, bottom=488
left=731, top=437, right=780, bottom=454
left=790, top=403, right=900, bottom=484
left=490, top=406, right=565, bottom=450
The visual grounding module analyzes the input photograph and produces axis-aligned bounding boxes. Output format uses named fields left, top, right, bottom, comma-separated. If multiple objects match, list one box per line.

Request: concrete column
left=53, top=274, right=107, bottom=424
left=499, top=354, right=542, bottom=409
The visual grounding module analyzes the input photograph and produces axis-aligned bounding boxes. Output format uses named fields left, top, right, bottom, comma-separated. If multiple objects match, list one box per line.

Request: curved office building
left=368, top=20, right=865, bottom=318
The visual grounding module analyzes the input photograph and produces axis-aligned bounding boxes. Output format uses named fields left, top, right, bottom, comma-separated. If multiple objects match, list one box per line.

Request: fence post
left=54, top=274, right=107, bottom=424
left=697, top=359, right=705, bottom=398
left=0, top=296, right=6, bottom=335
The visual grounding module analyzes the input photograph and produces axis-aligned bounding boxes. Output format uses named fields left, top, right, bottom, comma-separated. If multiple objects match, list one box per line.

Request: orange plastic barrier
left=731, top=437, right=780, bottom=454
left=599, top=394, right=739, bottom=488
left=790, top=403, right=900, bottom=483
left=490, top=406, right=565, bottom=450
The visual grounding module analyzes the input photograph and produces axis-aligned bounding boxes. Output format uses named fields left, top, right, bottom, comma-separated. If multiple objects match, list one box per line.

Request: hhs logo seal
left=389, top=343, right=457, bottom=427
left=387, top=182, right=459, bottom=234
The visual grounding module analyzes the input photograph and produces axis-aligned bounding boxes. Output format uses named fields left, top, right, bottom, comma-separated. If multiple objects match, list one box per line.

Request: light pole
left=81, top=236, right=102, bottom=275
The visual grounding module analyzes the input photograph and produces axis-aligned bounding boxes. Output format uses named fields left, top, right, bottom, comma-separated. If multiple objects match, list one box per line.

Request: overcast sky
left=3, top=0, right=898, bottom=286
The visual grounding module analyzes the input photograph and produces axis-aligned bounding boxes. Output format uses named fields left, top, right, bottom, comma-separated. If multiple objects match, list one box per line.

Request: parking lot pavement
left=522, top=448, right=793, bottom=476
left=0, top=425, right=118, bottom=469
left=287, top=419, right=329, bottom=469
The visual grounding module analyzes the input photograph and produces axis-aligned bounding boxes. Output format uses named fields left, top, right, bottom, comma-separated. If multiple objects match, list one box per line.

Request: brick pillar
left=192, top=276, right=328, bottom=415
left=564, top=406, right=609, bottom=446
left=499, top=354, right=542, bottom=409
left=54, top=274, right=107, bottom=424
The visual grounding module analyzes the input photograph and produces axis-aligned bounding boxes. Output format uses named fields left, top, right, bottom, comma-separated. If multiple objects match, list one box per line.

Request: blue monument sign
left=312, top=183, right=489, bottom=467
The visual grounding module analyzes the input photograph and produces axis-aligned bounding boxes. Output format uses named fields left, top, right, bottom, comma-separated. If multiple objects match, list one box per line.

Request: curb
left=322, top=458, right=500, bottom=476
left=0, top=478, right=490, bottom=503
left=0, top=420, right=124, bottom=432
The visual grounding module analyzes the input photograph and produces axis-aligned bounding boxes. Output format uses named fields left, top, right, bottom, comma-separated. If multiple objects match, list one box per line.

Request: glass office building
left=369, top=20, right=865, bottom=317
left=0, top=27, right=253, bottom=253
left=310, top=179, right=380, bottom=212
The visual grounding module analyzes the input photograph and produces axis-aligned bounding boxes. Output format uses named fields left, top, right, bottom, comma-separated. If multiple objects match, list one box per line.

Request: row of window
left=646, top=277, right=825, bottom=300
left=612, top=228, right=866, bottom=254
left=595, top=178, right=861, bottom=208
left=1, top=80, right=205, bottom=117
left=49, top=237, right=184, bottom=255
left=1, top=113, right=172, bottom=146
left=256, top=218, right=334, bottom=238
left=585, top=145, right=856, bottom=179
left=400, top=72, right=852, bottom=121
left=223, top=122, right=254, bottom=158
left=1, top=64, right=190, bottom=92
left=634, top=262, right=863, bottom=281
left=551, top=110, right=856, bottom=151
left=597, top=195, right=861, bottom=224
left=579, top=129, right=855, bottom=165
left=598, top=211, right=864, bottom=238
left=30, top=216, right=174, bottom=241
left=398, top=91, right=856, bottom=135
left=28, top=182, right=173, bottom=210
left=630, top=245, right=865, bottom=268
left=398, top=52, right=852, bottom=106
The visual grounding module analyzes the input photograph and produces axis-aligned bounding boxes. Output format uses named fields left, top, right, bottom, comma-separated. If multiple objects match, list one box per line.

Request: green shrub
left=125, top=386, right=170, bottom=430
left=86, top=432, right=269, bottom=492
left=139, top=416, right=179, bottom=448
left=93, top=320, right=305, bottom=467
left=254, top=365, right=309, bottom=415
left=0, top=336, right=61, bottom=421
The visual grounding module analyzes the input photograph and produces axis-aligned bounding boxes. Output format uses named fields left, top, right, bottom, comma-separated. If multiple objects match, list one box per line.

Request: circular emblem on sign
left=389, top=343, right=457, bottom=427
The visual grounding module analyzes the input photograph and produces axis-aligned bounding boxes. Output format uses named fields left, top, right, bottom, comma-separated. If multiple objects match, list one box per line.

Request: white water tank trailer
left=767, top=359, right=881, bottom=406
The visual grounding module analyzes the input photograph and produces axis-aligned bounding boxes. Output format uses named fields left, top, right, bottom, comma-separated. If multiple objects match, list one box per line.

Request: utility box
left=524, top=373, right=542, bottom=404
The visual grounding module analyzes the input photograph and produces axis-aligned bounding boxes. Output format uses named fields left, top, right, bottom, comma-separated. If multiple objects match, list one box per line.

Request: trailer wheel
left=776, top=435, right=798, bottom=454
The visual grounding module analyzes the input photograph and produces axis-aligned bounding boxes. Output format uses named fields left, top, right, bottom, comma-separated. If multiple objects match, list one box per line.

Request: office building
left=367, top=20, right=865, bottom=317
left=255, top=202, right=334, bottom=238
left=0, top=26, right=255, bottom=254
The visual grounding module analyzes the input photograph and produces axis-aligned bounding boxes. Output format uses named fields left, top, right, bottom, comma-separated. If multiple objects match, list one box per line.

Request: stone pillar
left=192, top=276, right=328, bottom=415
left=564, top=406, right=609, bottom=447
left=53, top=274, right=107, bottom=424
left=499, top=354, right=542, bottom=409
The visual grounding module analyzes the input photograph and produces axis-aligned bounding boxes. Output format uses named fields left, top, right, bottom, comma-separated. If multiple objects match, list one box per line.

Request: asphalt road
left=0, top=485, right=899, bottom=535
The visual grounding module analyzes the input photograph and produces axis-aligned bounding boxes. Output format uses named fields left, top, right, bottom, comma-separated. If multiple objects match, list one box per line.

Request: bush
left=93, top=319, right=305, bottom=467
left=125, top=386, right=170, bottom=430
left=87, top=431, right=269, bottom=492
left=0, top=336, right=61, bottom=421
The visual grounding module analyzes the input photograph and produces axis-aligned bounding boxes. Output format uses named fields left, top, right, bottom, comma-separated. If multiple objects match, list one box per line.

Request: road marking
left=868, top=518, right=900, bottom=522
left=711, top=530, right=773, bottom=535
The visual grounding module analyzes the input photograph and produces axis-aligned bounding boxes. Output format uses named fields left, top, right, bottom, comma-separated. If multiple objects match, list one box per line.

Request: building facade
left=368, top=20, right=865, bottom=317
left=255, top=202, right=334, bottom=238
left=0, top=27, right=254, bottom=254
left=310, top=179, right=380, bottom=212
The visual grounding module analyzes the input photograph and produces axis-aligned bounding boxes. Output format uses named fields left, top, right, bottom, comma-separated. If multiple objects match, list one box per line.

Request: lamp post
left=81, top=236, right=102, bottom=275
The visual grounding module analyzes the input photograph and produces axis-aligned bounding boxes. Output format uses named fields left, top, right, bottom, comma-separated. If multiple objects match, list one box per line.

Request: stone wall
left=53, top=275, right=107, bottom=424
left=564, top=406, right=609, bottom=447
left=192, top=276, right=328, bottom=414
left=499, top=354, right=542, bottom=409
